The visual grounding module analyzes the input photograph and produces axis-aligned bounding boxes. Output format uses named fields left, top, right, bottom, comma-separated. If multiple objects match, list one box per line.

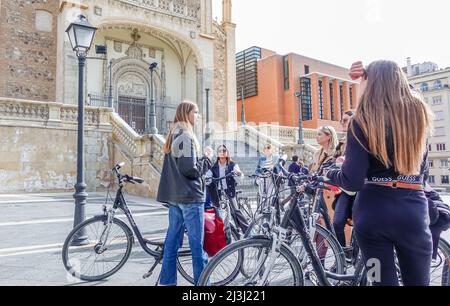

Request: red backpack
left=203, top=208, right=227, bottom=257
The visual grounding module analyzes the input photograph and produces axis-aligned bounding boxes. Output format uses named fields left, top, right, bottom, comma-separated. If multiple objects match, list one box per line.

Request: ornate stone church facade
left=0, top=0, right=237, bottom=195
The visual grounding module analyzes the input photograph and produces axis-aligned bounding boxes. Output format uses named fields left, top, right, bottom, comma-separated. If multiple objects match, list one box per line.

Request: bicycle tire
left=62, top=215, right=133, bottom=281
left=176, top=226, right=241, bottom=285
left=198, top=237, right=304, bottom=286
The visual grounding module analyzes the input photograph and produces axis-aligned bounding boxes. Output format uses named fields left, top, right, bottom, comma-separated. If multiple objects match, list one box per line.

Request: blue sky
left=213, top=0, right=450, bottom=69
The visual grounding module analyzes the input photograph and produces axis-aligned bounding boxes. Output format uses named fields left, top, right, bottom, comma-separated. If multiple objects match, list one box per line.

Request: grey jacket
left=156, top=127, right=209, bottom=204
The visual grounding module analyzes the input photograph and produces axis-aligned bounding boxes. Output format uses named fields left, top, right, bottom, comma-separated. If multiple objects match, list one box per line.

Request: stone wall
left=0, top=98, right=113, bottom=193
left=212, top=22, right=227, bottom=129
left=0, top=126, right=112, bottom=193
left=0, top=0, right=59, bottom=101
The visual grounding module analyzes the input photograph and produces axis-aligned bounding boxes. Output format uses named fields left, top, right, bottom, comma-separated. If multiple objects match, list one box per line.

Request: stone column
left=223, top=21, right=237, bottom=127
left=321, top=76, right=331, bottom=120
left=342, top=81, right=350, bottom=112
left=332, top=79, right=342, bottom=121
left=351, top=83, right=359, bottom=108
left=311, top=74, right=320, bottom=121
left=200, top=0, right=212, bottom=35
left=181, top=69, right=187, bottom=101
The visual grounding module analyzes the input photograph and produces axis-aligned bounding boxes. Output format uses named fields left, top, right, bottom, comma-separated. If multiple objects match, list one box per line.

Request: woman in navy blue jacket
left=326, top=60, right=433, bottom=286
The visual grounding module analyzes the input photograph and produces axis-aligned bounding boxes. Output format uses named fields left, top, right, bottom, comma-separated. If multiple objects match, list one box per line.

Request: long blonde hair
left=318, top=125, right=339, bottom=155
left=351, top=60, right=432, bottom=175
left=163, top=100, right=200, bottom=154
left=311, top=126, right=339, bottom=172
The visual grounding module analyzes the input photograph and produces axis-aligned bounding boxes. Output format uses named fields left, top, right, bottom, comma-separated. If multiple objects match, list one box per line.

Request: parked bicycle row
left=62, top=60, right=450, bottom=286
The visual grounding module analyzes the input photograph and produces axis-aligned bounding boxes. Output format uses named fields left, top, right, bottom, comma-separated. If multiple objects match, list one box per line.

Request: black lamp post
left=241, top=86, right=246, bottom=125
left=66, top=15, right=97, bottom=244
left=149, top=62, right=158, bottom=134
left=205, top=88, right=210, bottom=144
left=108, top=59, right=114, bottom=109
left=294, top=92, right=305, bottom=145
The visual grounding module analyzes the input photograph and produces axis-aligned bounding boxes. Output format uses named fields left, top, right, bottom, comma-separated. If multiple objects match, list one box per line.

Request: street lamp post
left=108, top=59, right=114, bottom=109
left=294, top=92, right=305, bottom=145
left=149, top=62, right=158, bottom=134
left=241, top=86, right=246, bottom=125
left=66, top=15, right=97, bottom=244
left=205, top=88, right=210, bottom=144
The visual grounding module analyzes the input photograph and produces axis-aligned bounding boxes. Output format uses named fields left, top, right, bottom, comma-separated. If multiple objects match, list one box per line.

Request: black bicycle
left=62, top=162, right=194, bottom=284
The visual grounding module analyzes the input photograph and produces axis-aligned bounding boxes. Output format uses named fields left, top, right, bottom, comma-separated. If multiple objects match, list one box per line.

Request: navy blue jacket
left=208, top=161, right=238, bottom=205
left=327, top=121, right=428, bottom=190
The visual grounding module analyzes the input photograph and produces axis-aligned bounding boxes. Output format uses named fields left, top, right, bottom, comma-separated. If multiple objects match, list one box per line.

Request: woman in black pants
left=326, top=60, right=433, bottom=286
left=332, top=110, right=356, bottom=250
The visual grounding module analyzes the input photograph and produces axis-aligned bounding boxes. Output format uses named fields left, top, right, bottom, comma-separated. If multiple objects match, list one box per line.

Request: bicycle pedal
left=143, top=272, right=152, bottom=279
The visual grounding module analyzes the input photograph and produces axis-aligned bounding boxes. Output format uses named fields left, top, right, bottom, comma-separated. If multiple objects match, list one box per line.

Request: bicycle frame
left=282, top=191, right=367, bottom=286
left=107, top=185, right=191, bottom=259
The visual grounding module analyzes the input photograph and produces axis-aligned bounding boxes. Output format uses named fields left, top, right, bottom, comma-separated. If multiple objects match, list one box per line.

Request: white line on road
left=0, top=243, right=64, bottom=254
left=0, top=197, right=106, bottom=205
left=0, top=211, right=168, bottom=227
left=0, top=236, right=167, bottom=258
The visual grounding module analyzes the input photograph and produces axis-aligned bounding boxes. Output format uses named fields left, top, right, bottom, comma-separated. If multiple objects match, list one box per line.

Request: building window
left=236, top=47, right=261, bottom=99
left=435, top=127, right=446, bottom=137
left=441, top=159, right=449, bottom=168
left=35, top=10, right=53, bottom=32
left=283, top=56, right=289, bottom=91
left=428, top=144, right=432, bottom=152
left=434, top=110, right=444, bottom=121
left=442, top=175, right=449, bottom=184
left=429, top=160, right=434, bottom=168
left=433, top=80, right=443, bottom=90
left=437, top=143, right=446, bottom=151
left=421, top=83, right=429, bottom=92
left=319, top=80, right=324, bottom=119
left=329, top=83, right=334, bottom=121
left=339, top=84, right=344, bottom=115
left=432, top=96, right=442, bottom=105
left=429, top=176, right=435, bottom=184
left=349, top=87, right=353, bottom=108
left=304, top=65, right=310, bottom=75
left=300, top=78, right=312, bottom=120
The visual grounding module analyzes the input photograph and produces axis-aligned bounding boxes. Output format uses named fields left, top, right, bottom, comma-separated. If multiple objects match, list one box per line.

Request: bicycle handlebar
left=112, top=162, right=144, bottom=185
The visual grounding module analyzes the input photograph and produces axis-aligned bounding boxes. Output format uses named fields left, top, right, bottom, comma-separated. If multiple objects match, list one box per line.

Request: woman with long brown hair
left=157, top=100, right=209, bottom=286
left=326, top=60, right=433, bottom=286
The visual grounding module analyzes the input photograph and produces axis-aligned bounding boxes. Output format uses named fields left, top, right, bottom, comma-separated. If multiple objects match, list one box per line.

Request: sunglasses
left=218, top=149, right=228, bottom=153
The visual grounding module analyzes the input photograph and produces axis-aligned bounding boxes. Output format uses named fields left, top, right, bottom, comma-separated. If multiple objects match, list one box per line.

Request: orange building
left=236, top=47, right=360, bottom=132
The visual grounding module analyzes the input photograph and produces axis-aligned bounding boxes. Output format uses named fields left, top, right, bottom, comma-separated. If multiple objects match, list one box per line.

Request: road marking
left=0, top=197, right=106, bottom=205
left=0, top=236, right=167, bottom=258
left=0, top=211, right=167, bottom=227
left=0, top=243, right=64, bottom=254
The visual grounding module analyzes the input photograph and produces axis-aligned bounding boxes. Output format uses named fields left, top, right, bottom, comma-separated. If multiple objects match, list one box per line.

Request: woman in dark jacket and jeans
left=157, top=101, right=209, bottom=286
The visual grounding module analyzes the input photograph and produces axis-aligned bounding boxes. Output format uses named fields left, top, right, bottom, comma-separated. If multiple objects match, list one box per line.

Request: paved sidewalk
left=0, top=192, right=449, bottom=286
left=0, top=191, right=190, bottom=286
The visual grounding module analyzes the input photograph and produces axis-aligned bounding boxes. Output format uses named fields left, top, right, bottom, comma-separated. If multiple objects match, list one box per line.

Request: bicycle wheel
left=429, top=238, right=450, bottom=286
left=198, top=237, right=304, bottom=286
left=244, top=213, right=272, bottom=238
left=177, top=227, right=241, bottom=285
left=292, top=224, right=346, bottom=283
left=62, top=216, right=133, bottom=281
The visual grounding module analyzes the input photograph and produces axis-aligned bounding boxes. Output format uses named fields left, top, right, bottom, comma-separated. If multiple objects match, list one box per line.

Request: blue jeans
left=160, top=203, right=208, bottom=286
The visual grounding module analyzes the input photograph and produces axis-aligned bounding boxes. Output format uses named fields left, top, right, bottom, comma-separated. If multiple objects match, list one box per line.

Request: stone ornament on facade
left=119, top=0, right=200, bottom=21
left=0, top=100, right=49, bottom=120
left=117, top=74, right=147, bottom=97
left=114, top=41, right=122, bottom=53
